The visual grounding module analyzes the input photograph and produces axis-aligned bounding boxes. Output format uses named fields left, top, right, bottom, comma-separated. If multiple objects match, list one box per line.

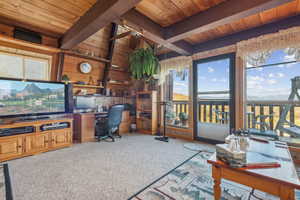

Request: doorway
left=193, top=53, right=235, bottom=143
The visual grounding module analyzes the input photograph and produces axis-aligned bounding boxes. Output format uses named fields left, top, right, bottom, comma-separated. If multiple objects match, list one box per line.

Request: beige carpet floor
left=6, top=134, right=214, bottom=200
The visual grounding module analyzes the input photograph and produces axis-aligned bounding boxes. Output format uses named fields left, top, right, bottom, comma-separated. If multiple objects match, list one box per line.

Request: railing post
left=269, top=105, right=274, bottom=130
left=209, top=103, right=213, bottom=123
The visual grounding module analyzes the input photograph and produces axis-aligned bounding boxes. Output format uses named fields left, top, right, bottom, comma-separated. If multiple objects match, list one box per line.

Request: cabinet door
left=0, top=136, right=23, bottom=161
left=25, top=133, right=49, bottom=154
left=81, top=114, right=95, bottom=142
left=51, top=130, right=71, bottom=149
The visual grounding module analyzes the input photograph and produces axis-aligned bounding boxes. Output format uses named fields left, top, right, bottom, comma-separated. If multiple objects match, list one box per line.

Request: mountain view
left=0, top=80, right=65, bottom=116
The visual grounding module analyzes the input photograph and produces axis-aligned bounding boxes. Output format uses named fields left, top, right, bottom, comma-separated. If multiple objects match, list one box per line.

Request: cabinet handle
left=18, top=145, right=22, bottom=148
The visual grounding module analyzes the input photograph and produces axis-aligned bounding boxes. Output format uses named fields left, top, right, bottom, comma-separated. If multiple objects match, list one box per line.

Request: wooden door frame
left=192, top=53, right=236, bottom=143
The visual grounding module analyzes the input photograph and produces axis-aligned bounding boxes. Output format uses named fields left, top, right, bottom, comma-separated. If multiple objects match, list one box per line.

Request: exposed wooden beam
left=157, top=51, right=181, bottom=61
left=110, top=31, right=132, bottom=40
left=159, top=14, right=300, bottom=61
left=102, top=23, right=118, bottom=92
left=60, top=0, right=142, bottom=50
left=121, top=9, right=193, bottom=55
left=165, top=0, right=293, bottom=43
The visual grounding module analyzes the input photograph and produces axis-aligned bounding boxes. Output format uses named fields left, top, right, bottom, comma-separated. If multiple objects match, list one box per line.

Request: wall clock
left=79, top=62, right=92, bottom=74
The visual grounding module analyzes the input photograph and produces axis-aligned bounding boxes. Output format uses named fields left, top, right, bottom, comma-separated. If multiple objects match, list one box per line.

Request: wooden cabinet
left=25, top=133, right=50, bottom=154
left=119, top=111, right=131, bottom=134
left=51, top=130, right=72, bottom=148
left=136, top=91, right=158, bottom=135
left=0, top=136, right=23, bottom=161
left=0, top=118, right=73, bottom=162
left=73, top=113, right=95, bottom=143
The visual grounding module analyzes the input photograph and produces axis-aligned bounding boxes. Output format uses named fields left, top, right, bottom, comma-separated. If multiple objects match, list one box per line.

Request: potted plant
left=179, top=112, right=188, bottom=127
left=165, top=111, right=176, bottom=125
left=129, top=47, right=159, bottom=90
left=61, top=74, right=70, bottom=83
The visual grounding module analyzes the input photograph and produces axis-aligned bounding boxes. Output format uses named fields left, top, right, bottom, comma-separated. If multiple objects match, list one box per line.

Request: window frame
left=0, top=50, right=51, bottom=81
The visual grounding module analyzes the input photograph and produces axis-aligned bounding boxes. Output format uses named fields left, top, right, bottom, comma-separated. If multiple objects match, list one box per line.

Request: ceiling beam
left=121, top=9, right=193, bottom=55
left=159, top=14, right=300, bottom=61
left=165, top=0, right=293, bottom=43
left=60, top=0, right=142, bottom=49
left=103, top=23, right=118, bottom=91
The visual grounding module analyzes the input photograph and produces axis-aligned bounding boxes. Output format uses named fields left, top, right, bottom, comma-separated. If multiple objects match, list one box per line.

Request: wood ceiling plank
left=136, top=0, right=225, bottom=27
left=0, top=7, right=65, bottom=34
left=0, top=1, right=72, bottom=30
left=121, top=9, right=193, bottom=55
left=42, top=0, right=92, bottom=17
left=169, top=0, right=201, bottom=17
left=229, top=19, right=248, bottom=33
left=165, top=0, right=293, bottom=43
left=134, top=1, right=171, bottom=27
left=259, top=7, right=278, bottom=24
left=190, top=0, right=211, bottom=10
left=64, top=0, right=96, bottom=9
left=61, top=0, right=142, bottom=49
left=243, top=14, right=263, bottom=29
left=136, top=0, right=186, bottom=27
left=276, top=0, right=297, bottom=19
left=21, top=0, right=79, bottom=22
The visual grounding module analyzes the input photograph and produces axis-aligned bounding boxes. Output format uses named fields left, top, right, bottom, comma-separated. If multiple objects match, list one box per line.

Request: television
left=0, top=78, right=72, bottom=118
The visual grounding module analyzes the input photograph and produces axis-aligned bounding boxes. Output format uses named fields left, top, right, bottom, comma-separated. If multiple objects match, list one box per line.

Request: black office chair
left=97, top=104, right=124, bottom=142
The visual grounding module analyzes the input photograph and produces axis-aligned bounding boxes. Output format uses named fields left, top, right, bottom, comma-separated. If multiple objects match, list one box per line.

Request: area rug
left=0, top=164, right=13, bottom=200
left=129, top=151, right=300, bottom=200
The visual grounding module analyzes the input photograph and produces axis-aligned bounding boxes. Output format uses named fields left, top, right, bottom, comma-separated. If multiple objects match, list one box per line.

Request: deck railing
left=173, top=100, right=300, bottom=132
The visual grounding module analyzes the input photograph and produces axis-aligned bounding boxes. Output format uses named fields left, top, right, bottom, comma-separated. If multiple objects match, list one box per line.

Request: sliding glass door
left=193, top=53, right=235, bottom=142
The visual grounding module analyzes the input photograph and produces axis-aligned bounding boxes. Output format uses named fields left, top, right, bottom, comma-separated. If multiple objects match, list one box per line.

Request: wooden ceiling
left=0, top=0, right=97, bottom=36
left=135, top=0, right=227, bottom=27
left=0, top=0, right=298, bottom=55
left=185, top=0, right=300, bottom=44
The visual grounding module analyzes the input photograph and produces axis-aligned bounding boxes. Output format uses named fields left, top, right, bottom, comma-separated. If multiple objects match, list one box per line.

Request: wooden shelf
left=108, top=81, right=131, bottom=85
left=73, top=84, right=103, bottom=89
left=63, top=50, right=110, bottom=63
left=0, top=33, right=61, bottom=53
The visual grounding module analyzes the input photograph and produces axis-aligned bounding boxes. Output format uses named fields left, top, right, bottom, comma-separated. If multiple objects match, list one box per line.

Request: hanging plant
left=129, top=47, right=159, bottom=81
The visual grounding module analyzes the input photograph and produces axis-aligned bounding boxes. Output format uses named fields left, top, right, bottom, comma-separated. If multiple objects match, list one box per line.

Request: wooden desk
left=73, top=111, right=131, bottom=143
left=207, top=140, right=300, bottom=200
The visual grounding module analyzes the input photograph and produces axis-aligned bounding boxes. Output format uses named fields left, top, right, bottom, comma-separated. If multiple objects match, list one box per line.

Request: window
left=245, top=49, right=300, bottom=142
left=165, top=69, right=190, bottom=128
left=0, top=51, right=51, bottom=80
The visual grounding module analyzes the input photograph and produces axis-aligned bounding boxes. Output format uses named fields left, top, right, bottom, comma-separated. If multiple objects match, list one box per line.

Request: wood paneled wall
left=72, top=25, right=111, bottom=58
left=61, top=54, right=105, bottom=94
left=0, top=21, right=133, bottom=95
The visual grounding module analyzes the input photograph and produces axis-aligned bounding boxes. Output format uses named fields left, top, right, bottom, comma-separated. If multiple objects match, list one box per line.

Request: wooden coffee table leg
left=212, top=165, right=221, bottom=200
left=279, top=185, right=295, bottom=200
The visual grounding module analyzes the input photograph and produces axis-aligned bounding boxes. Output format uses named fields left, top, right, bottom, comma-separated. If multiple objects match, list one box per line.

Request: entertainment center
left=0, top=117, right=73, bottom=162
left=0, top=78, right=74, bottom=162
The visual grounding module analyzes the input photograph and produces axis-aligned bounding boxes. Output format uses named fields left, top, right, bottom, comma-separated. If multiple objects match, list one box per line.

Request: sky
left=0, top=79, right=64, bottom=92
left=173, top=49, right=300, bottom=101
